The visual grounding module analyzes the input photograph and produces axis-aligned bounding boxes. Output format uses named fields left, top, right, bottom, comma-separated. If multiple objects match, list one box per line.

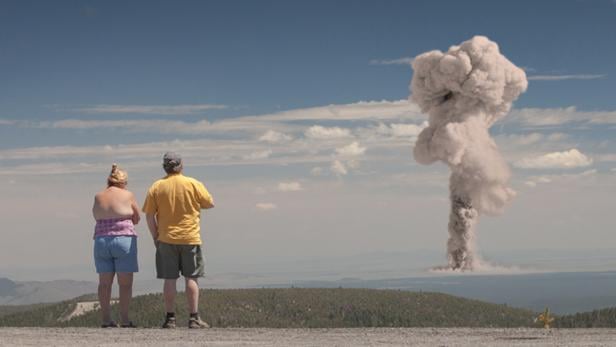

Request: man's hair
left=163, top=152, right=183, bottom=174
left=163, top=163, right=183, bottom=174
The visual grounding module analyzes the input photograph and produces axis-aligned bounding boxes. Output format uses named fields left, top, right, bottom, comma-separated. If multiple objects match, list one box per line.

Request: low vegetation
left=0, top=288, right=536, bottom=328
left=556, top=307, right=616, bottom=328
left=0, top=303, right=52, bottom=318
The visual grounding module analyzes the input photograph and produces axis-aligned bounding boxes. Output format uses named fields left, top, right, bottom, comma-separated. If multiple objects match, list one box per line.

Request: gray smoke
left=410, top=36, right=527, bottom=270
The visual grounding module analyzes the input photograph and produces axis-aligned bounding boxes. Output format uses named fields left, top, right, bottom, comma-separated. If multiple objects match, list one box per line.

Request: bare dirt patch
left=1, top=327, right=616, bottom=346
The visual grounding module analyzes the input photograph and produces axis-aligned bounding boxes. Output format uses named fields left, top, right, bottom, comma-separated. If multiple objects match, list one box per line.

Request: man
left=143, top=152, right=214, bottom=329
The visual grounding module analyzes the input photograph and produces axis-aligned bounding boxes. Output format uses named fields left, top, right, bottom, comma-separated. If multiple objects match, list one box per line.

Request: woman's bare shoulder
left=94, top=191, right=105, bottom=200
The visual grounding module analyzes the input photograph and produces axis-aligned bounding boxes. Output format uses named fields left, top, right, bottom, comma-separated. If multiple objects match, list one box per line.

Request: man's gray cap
left=163, top=152, right=182, bottom=169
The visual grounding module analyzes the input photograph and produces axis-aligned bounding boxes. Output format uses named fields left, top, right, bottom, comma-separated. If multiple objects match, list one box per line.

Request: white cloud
left=0, top=119, right=17, bottom=125
left=255, top=203, right=277, bottom=211
left=305, top=126, right=353, bottom=140
left=69, top=104, right=226, bottom=115
left=43, top=119, right=214, bottom=134
left=335, top=142, right=366, bottom=157
left=331, top=160, right=348, bottom=176
left=15, top=100, right=424, bottom=136
left=277, top=181, right=303, bottom=192
left=547, top=133, right=568, bottom=142
left=243, top=150, right=272, bottom=160
left=258, top=99, right=421, bottom=122
left=375, top=122, right=427, bottom=138
left=259, top=130, right=292, bottom=143
left=369, top=57, right=414, bottom=66
left=527, top=74, right=606, bottom=81
left=524, top=169, right=597, bottom=187
left=310, top=167, right=324, bottom=176
left=524, top=176, right=552, bottom=187
left=508, top=107, right=616, bottom=127
left=514, top=149, right=593, bottom=169
left=14, top=102, right=616, bottom=138
left=503, top=133, right=544, bottom=146
left=253, top=187, right=267, bottom=195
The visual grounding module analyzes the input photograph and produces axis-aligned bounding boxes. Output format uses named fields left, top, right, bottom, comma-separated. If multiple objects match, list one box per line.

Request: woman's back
left=93, top=186, right=135, bottom=220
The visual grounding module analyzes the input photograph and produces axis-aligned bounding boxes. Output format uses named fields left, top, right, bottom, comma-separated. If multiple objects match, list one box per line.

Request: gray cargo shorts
left=155, top=242, right=205, bottom=279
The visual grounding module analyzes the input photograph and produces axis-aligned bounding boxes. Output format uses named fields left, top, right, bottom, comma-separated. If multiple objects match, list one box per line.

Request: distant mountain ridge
left=264, top=271, right=616, bottom=314
left=0, top=278, right=17, bottom=297
left=0, top=277, right=96, bottom=305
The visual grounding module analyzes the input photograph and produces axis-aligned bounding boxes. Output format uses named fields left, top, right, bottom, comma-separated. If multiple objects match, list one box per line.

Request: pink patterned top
left=94, top=217, right=137, bottom=238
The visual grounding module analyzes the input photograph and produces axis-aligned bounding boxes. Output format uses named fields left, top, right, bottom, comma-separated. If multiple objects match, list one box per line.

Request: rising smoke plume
left=410, top=36, right=527, bottom=270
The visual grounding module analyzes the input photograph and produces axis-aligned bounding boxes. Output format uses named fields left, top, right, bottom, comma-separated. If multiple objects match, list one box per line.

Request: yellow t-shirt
left=142, top=173, right=214, bottom=245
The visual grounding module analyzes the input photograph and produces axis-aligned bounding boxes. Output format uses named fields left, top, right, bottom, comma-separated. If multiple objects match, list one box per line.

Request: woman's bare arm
left=129, top=192, right=140, bottom=225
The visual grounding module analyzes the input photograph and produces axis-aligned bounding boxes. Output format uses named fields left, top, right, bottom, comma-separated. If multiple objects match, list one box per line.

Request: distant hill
left=0, top=288, right=537, bottom=328
left=270, top=271, right=616, bottom=314
left=0, top=277, right=97, bottom=305
left=0, top=278, right=17, bottom=297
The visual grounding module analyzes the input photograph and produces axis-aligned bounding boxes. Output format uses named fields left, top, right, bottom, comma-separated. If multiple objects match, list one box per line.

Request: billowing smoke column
left=410, top=36, right=527, bottom=270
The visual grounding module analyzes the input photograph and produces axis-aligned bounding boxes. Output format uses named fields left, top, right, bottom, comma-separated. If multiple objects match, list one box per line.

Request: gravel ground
left=1, top=327, right=616, bottom=346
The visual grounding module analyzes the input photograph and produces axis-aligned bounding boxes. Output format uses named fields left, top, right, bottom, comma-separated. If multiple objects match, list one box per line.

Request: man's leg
left=117, top=273, right=133, bottom=325
left=185, top=277, right=199, bottom=313
left=98, top=273, right=115, bottom=324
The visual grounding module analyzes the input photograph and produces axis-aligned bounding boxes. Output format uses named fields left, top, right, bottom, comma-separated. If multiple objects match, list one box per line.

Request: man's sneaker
left=188, top=316, right=210, bottom=329
left=162, top=316, right=176, bottom=329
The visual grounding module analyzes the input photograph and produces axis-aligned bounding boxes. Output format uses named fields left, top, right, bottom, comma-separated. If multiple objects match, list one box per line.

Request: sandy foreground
left=1, top=327, right=616, bottom=346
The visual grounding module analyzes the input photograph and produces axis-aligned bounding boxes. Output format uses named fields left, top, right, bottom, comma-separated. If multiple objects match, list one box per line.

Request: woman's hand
left=132, top=212, right=141, bottom=225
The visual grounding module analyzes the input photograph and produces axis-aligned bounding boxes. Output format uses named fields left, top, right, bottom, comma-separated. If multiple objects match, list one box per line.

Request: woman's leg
left=117, top=272, right=133, bottom=324
left=98, top=272, right=115, bottom=323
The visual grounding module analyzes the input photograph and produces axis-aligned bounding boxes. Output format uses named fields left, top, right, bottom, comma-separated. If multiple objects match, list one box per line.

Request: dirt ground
left=1, top=327, right=615, bottom=346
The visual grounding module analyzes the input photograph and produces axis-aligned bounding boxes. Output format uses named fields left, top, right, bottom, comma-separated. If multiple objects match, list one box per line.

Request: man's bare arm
left=146, top=213, right=159, bottom=247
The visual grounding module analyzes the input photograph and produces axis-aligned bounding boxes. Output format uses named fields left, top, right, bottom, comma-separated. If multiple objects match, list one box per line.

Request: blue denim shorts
left=93, top=236, right=139, bottom=273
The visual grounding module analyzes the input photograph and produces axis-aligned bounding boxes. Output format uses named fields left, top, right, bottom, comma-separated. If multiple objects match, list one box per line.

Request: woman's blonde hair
left=107, top=163, right=128, bottom=187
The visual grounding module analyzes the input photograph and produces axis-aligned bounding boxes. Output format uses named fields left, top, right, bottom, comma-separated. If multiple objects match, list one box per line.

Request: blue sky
left=1, top=0, right=615, bottom=283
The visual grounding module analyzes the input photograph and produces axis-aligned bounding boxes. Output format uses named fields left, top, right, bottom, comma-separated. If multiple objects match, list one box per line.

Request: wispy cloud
left=527, top=74, right=606, bottom=81
left=507, top=107, right=616, bottom=127
left=258, top=130, right=293, bottom=144
left=27, top=100, right=421, bottom=135
left=259, top=100, right=420, bottom=122
left=242, top=149, right=273, bottom=160
left=514, top=149, right=593, bottom=169
left=335, top=141, right=366, bottom=157
left=374, top=122, right=427, bottom=138
left=277, top=181, right=303, bottom=192
left=69, top=104, right=226, bottom=115
left=23, top=101, right=616, bottom=137
left=255, top=203, right=277, bottom=211
left=330, top=160, right=348, bottom=176
left=524, top=169, right=597, bottom=187
left=305, top=125, right=353, bottom=140
left=43, top=119, right=213, bottom=134
left=369, top=57, right=414, bottom=66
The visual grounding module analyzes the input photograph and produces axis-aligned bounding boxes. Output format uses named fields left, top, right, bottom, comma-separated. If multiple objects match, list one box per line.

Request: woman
left=92, top=164, right=140, bottom=328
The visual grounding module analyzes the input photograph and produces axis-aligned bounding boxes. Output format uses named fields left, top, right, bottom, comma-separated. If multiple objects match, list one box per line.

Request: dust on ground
left=1, top=327, right=616, bottom=346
